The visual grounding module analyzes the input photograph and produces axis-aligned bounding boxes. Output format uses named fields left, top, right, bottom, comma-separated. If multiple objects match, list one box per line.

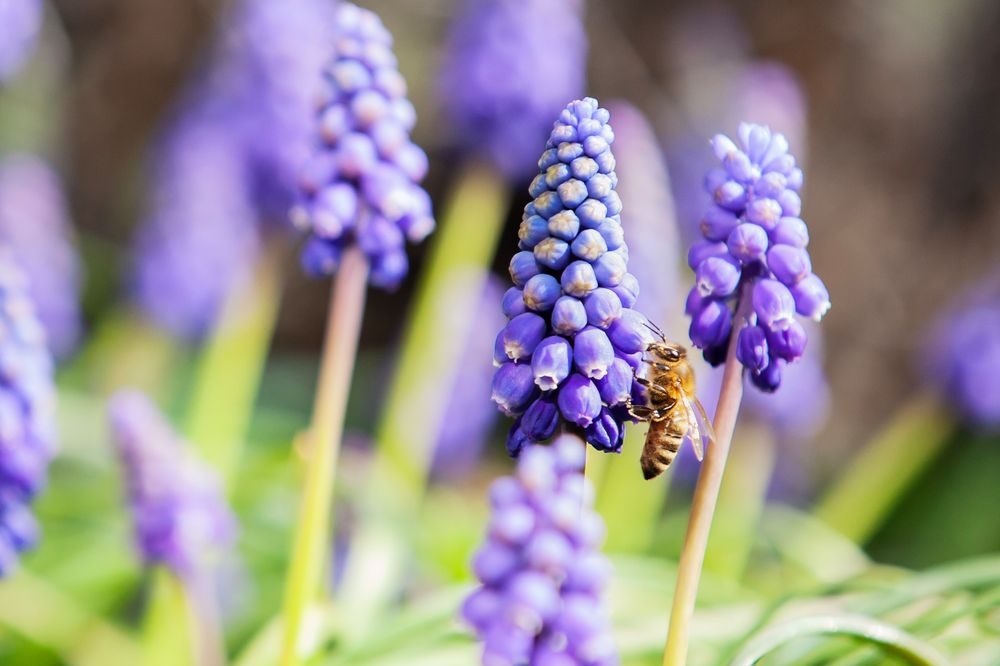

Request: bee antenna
left=642, top=318, right=666, bottom=341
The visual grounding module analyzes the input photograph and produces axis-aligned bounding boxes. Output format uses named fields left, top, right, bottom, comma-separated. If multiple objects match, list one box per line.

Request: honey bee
left=627, top=321, right=716, bottom=480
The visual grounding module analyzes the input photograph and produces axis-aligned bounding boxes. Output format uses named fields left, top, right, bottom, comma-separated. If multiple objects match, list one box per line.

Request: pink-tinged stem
left=280, top=247, right=368, bottom=666
left=182, top=573, right=225, bottom=666
left=662, top=289, right=751, bottom=666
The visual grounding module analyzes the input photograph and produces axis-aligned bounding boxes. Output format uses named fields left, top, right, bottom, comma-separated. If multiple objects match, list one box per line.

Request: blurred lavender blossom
left=462, top=436, right=617, bottom=665
left=439, top=0, right=587, bottom=181
left=0, top=155, right=83, bottom=358
left=0, top=249, right=57, bottom=576
left=109, top=390, right=236, bottom=577
left=0, top=0, right=42, bottom=83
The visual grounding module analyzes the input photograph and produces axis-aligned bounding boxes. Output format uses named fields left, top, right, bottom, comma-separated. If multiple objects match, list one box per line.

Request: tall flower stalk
left=279, top=4, right=434, bottom=664
left=664, top=124, right=829, bottom=666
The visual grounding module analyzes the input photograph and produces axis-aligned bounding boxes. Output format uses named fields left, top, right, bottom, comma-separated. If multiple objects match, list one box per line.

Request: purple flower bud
left=518, top=215, right=550, bottom=249
left=472, top=539, right=519, bottom=585
left=752, top=279, right=796, bottom=332
left=557, top=374, right=601, bottom=427
left=576, top=199, right=607, bottom=228
left=766, top=320, right=808, bottom=361
left=596, top=219, right=624, bottom=250
left=521, top=397, right=560, bottom=442
left=593, top=251, right=626, bottom=288
left=573, top=328, right=615, bottom=380
left=492, top=363, right=538, bottom=416
left=778, top=189, right=802, bottom=216
left=687, top=240, right=729, bottom=271
left=792, top=273, right=831, bottom=321
left=584, top=288, right=622, bottom=329
left=506, top=419, right=532, bottom=457
left=595, top=358, right=633, bottom=407
left=770, top=216, right=809, bottom=248
left=689, top=299, right=733, bottom=349
left=501, top=313, right=547, bottom=362
left=713, top=179, right=746, bottom=211
left=607, top=308, right=651, bottom=354
left=750, top=360, right=782, bottom=393
left=531, top=337, right=572, bottom=391
left=510, top=250, right=541, bottom=286
left=585, top=409, right=623, bottom=452
left=695, top=256, right=741, bottom=298
left=533, top=237, right=573, bottom=272
left=523, top=274, right=561, bottom=312
left=571, top=228, right=608, bottom=261
left=560, top=260, right=598, bottom=298
left=727, top=223, right=769, bottom=264
left=610, top=273, right=639, bottom=309
left=700, top=206, right=740, bottom=241
left=745, top=197, right=783, bottom=230
left=547, top=210, right=581, bottom=241
left=767, top=245, right=812, bottom=286
left=502, top=287, right=527, bottom=319
left=551, top=296, right=588, bottom=336
left=736, top=325, right=769, bottom=373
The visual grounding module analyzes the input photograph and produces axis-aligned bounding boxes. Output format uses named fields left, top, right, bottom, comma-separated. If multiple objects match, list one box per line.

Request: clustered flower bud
left=0, top=155, right=82, bottom=358
left=0, top=250, right=57, bottom=576
left=492, top=97, right=655, bottom=454
left=462, top=437, right=618, bottom=665
left=687, top=123, right=829, bottom=391
left=0, top=0, right=42, bottom=83
left=132, top=113, right=259, bottom=340
left=926, top=279, right=1000, bottom=429
left=294, top=2, right=434, bottom=288
left=439, top=0, right=587, bottom=181
left=108, top=391, right=236, bottom=577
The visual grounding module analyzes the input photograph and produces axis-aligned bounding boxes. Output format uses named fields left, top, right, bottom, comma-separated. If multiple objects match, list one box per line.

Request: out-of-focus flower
left=131, top=112, right=259, bottom=340
left=223, top=0, right=339, bottom=217
left=0, top=0, right=42, bottom=83
left=0, top=249, right=57, bottom=576
left=0, top=155, right=82, bottom=358
left=926, top=278, right=1000, bottom=429
left=462, top=436, right=617, bottom=665
left=293, top=2, right=434, bottom=288
left=685, top=122, right=829, bottom=391
left=493, top=97, right=656, bottom=454
left=108, top=390, right=236, bottom=577
left=439, top=0, right=587, bottom=181
left=605, top=101, right=684, bottom=331
left=431, top=274, right=505, bottom=479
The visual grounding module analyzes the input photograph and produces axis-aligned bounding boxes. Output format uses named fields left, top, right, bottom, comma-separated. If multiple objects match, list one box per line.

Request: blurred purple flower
left=0, top=155, right=82, bottom=358
left=685, top=123, right=829, bottom=391
left=293, top=2, right=434, bottom=288
left=131, top=112, right=259, bottom=340
left=108, top=390, right=236, bottom=577
left=462, top=436, right=617, bottom=665
left=0, top=249, right=57, bottom=576
left=439, top=0, right=587, bottom=181
left=0, top=0, right=42, bottom=83
left=926, top=278, right=1000, bottom=429
left=431, top=274, right=505, bottom=479
left=605, top=101, right=684, bottom=331
left=494, top=97, right=657, bottom=454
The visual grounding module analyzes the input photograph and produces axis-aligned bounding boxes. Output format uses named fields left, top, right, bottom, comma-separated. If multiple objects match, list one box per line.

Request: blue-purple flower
left=0, top=0, right=42, bottom=83
left=493, top=97, right=655, bottom=454
left=131, top=112, right=259, bottom=340
left=439, top=0, right=587, bottom=181
left=926, top=278, right=1000, bottom=429
left=462, top=436, right=618, bottom=665
left=686, top=123, right=829, bottom=391
left=108, top=390, right=237, bottom=577
left=293, top=2, right=434, bottom=288
left=0, top=249, right=57, bottom=576
left=0, top=155, right=83, bottom=358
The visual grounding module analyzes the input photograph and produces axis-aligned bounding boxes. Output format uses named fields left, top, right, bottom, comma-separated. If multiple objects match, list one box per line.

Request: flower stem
left=279, top=247, right=368, bottom=666
left=662, top=291, right=750, bottom=666
left=181, top=573, right=226, bottom=666
left=814, top=392, right=952, bottom=544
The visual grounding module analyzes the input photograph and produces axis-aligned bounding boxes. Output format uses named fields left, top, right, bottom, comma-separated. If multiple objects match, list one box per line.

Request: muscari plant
left=0, top=0, right=41, bottom=84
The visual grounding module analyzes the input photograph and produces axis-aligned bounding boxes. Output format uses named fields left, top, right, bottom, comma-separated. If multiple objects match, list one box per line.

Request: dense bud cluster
left=687, top=123, right=829, bottom=391
left=492, top=98, right=655, bottom=454
left=294, top=2, right=434, bottom=288
left=462, top=437, right=618, bottom=665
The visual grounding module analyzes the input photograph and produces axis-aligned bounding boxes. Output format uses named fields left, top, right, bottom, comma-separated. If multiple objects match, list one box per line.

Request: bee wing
left=680, top=394, right=704, bottom=461
left=681, top=393, right=716, bottom=461
left=691, top=394, right=717, bottom=455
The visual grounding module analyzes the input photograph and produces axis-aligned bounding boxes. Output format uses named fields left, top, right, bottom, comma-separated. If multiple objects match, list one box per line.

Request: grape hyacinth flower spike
left=0, top=249, right=57, bottom=576
left=664, top=124, right=829, bottom=666
left=281, top=5, right=434, bottom=665
left=687, top=123, right=829, bottom=389
left=0, top=0, right=42, bottom=84
left=462, top=436, right=618, bottom=665
left=493, top=97, right=656, bottom=455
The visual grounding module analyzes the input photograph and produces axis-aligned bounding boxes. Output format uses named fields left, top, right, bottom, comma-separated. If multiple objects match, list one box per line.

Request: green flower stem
left=704, top=423, right=776, bottom=580
left=662, top=288, right=751, bottom=666
left=279, top=247, right=368, bottom=666
left=336, top=162, right=508, bottom=639
left=814, top=392, right=953, bottom=544
left=185, top=241, right=286, bottom=491
left=729, top=614, right=949, bottom=666
left=0, top=569, right=139, bottom=666
left=142, top=569, right=194, bottom=666
left=594, top=423, right=671, bottom=553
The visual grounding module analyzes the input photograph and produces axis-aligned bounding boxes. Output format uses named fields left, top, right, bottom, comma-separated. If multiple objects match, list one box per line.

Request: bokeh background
left=2, top=0, right=1000, bottom=664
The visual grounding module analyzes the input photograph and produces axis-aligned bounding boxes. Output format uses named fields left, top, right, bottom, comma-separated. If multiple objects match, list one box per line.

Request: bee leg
left=629, top=404, right=656, bottom=420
